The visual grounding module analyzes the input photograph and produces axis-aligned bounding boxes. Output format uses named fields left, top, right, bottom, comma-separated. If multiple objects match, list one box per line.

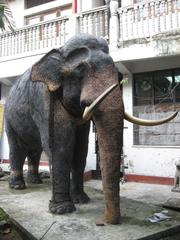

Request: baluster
left=85, top=14, right=89, bottom=33
left=173, top=0, right=179, bottom=28
left=139, top=4, right=144, bottom=38
left=27, top=28, right=30, bottom=52
left=144, top=3, right=150, bottom=37
left=43, top=24, right=46, bottom=49
left=59, top=21, right=63, bottom=46
left=13, top=32, right=16, bottom=55
left=10, top=33, right=13, bottom=56
left=156, top=1, right=161, bottom=33
left=31, top=27, right=35, bottom=51
left=57, top=20, right=61, bottom=45
left=42, top=24, right=45, bottom=48
left=79, top=15, right=83, bottom=33
left=19, top=30, right=23, bottom=54
left=46, top=23, right=50, bottom=48
left=3, top=34, right=5, bottom=56
left=54, top=21, right=58, bottom=47
left=126, top=9, right=130, bottom=39
left=134, top=6, right=139, bottom=38
left=18, top=30, right=21, bottom=54
left=99, top=11, right=105, bottom=37
left=3, top=35, right=6, bottom=57
left=52, top=22, right=55, bottom=47
left=129, top=8, right=134, bottom=40
left=150, top=1, right=155, bottom=36
left=37, top=25, right=41, bottom=49
left=62, top=20, right=68, bottom=44
left=33, top=26, right=37, bottom=50
left=93, top=12, right=97, bottom=37
left=15, top=31, right=19, bottom=54
left=3, top=35, right=5, bottom=57
left=14, top=32, right=16, bottom=55
left=0, top=36, right=2, bottom=57
left=1, top=36, right=4, bottom=57
left=118, top=9, right=122, bottom=41
left=6, top=34, right=9, bottom=56
left=3, top=34, right=6, bottom=56
left=87, top=13, right=90, bottom=34
left=124, top=9, right=129, bottom=40
left=16, top=31, right=19, bottom=54
left=167, top=0, right=173, bottom=29
left=28, top=28, right=31, bottom=52
left=104, top=8, right=109, bottom=40
left=90, top=12, right=94, bottom=35
left=161, top=0, right=167, bottom=31
left=23, top=29, right=27, bottom=53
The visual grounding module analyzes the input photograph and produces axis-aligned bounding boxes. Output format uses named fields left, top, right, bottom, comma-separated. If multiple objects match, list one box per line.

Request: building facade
left=0, top=0, right=180, bottom=184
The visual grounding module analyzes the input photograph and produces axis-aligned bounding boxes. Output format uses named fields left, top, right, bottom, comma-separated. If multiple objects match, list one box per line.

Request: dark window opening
left=133, top=68, right=180, bottom=146
left=25, top=0, right=56, bottom=9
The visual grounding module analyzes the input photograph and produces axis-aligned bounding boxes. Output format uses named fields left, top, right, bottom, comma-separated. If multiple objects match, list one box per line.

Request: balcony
left=0, top=5, right=109, bottom=61
left=1, top=1, right=180, bottom=63
left=118, top=0, right=180, bottom=41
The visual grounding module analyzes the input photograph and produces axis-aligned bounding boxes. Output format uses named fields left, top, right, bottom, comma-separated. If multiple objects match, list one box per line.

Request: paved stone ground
left=0, top=178, right=180, bottom=240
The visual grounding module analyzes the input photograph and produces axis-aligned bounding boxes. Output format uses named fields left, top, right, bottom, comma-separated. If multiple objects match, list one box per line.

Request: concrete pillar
left=72, top=0, right=77, bottom=13
left=109, top=0, right=119, bottom=47
left=77, top=0, right=82, bottom=13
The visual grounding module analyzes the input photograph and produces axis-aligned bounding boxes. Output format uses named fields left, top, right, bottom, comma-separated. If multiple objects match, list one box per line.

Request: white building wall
left=1, top=0, right=179, bottom=179
left=0, top=84, right=11, bottom=161
left=86, top=123, right=96, bottom=171
left=123, top=76, right=179, bottom=178
left=9, top=0, right=25, bottom=28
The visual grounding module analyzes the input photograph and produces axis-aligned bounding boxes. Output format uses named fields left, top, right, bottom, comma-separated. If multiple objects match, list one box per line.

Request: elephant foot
left=49, top=200, right=76, bottom=214
left=9, top=174, right=26, bottom=190
left=104, top=201, right=120, bottom=225
left=71, top=190, right=90, bottom=204
left=27, top=171, right=42, bottom=184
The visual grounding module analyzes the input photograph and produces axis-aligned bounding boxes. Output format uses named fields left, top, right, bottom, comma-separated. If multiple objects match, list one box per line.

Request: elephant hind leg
left=7, top=126, right=27, bottom=190
left=27, top=149, right=42, bottom=184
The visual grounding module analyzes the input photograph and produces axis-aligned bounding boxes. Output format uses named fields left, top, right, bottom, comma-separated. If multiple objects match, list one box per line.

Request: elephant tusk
left=124, top=111, right=178, bottom=126
left=83, top=83, right=119, bottom=121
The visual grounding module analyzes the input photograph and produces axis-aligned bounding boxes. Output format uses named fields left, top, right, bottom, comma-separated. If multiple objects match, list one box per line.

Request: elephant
left=5, top=33, right=177, bottom=224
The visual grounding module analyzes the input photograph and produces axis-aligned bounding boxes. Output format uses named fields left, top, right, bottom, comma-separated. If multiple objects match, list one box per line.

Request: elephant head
left=31, top=34, right=177, bottom=224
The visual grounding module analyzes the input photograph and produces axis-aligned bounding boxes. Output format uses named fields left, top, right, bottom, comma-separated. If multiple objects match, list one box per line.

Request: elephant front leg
left=49, top=124, right=76, bottom=214
left=71, top=122, right=90, bottom=204
left=94, top=110, right=123, bottom=224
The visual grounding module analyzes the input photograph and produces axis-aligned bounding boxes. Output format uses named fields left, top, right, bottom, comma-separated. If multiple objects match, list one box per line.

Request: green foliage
left=119, top=75, right=129, bottom=86
left=0, top=1, right=15, bottom=32
left=0, top=207, right=8, bottom=221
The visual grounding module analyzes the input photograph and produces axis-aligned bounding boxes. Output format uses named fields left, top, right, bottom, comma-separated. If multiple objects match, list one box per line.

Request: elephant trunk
left=93, top=87, right=124, bottom=224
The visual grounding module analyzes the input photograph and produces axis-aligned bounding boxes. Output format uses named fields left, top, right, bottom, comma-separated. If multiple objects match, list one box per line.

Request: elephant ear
left=61, top=46, right=90, bottom=74
left=31, top=49, right=62, bottom=91
left=31, top=46, right=90, bottom=91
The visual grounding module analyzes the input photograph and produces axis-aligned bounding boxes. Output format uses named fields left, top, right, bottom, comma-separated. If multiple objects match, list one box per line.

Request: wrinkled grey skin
left=5, top=34, right=124, bottom=224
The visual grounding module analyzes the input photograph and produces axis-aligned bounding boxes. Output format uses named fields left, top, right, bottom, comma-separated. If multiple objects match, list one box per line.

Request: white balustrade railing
left=0, top=6, right=109, bottom=61
left=118, top=0, right=180, bottom=41
left=78, top=5, right=109, bottom=40
left=0, top=16, right=69, bottom=59
left=2, top=1, right=180, bottom=60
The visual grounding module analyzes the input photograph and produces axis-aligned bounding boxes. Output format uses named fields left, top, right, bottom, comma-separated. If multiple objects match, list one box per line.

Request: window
left=25, top=6, right=72, bottom=25
left=133, top=69, right=180, bottom=146
left=25, top=0, right=56, bottom=9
